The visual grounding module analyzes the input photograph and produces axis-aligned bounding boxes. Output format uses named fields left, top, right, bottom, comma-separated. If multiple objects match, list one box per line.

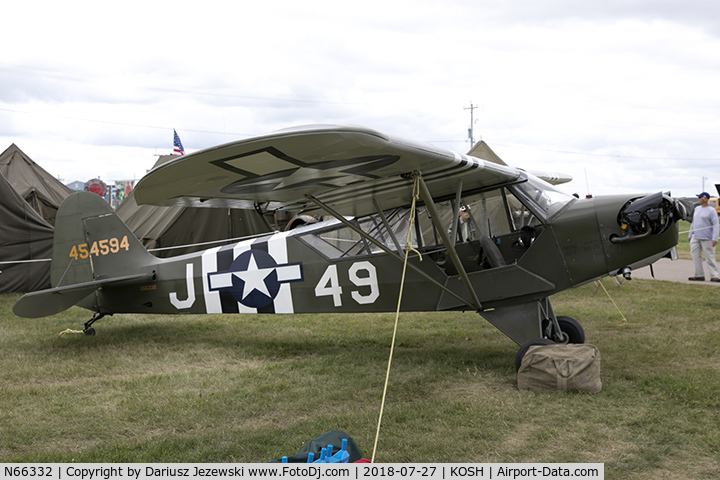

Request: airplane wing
left=134, top=125, right=524, bottom=217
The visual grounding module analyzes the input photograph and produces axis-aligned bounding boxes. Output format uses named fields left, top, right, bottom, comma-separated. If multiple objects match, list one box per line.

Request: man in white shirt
left=458, top=207, right=473, bottom=242
left=688, top=192, right=720, bottom=282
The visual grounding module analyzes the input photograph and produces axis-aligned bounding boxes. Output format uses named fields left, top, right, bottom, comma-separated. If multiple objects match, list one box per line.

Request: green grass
left=1, top=278, right=719, bottom=478
left=676, top=220, right=691, bottom=260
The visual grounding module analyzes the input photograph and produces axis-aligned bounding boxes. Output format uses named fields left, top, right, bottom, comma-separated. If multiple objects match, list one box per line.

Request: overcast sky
left=2, top=0, right=719, bottom=198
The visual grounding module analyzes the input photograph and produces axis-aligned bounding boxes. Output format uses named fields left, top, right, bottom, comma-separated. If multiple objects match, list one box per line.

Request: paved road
left=631, top=258, right=720, bottom=286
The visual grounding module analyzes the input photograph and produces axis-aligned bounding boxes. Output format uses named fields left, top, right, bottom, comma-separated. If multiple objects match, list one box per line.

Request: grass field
left=676, top=220, right=691, bottom=259
left=1, top=274, right=719, bottom=478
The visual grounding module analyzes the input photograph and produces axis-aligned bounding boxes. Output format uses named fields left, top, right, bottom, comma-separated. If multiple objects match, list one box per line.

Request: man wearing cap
left=688, top=192, right=720, bottom=282
left=456, top=206, right=475, bottom=243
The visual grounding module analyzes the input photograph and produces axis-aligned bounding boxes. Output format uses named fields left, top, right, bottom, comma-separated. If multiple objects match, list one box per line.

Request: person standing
left=688, top=192, right=720, bottom=282
left=456, top=207, right=475, bottom=242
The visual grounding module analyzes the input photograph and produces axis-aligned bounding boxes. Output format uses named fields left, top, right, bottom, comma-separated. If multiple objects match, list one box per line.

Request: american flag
left=173, top=129, right=185, bottom=155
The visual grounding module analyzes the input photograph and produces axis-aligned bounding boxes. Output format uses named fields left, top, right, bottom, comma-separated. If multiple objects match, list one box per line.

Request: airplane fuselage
left=79, top=193, right=677, bottom=324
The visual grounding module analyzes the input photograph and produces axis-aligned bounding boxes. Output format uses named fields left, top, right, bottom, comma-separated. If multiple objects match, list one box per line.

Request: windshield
left=510, top=174, right=574, bottom=220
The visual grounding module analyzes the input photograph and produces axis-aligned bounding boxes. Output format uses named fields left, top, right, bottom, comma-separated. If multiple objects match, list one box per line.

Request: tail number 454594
left=68, top=236, right=130, bottom=260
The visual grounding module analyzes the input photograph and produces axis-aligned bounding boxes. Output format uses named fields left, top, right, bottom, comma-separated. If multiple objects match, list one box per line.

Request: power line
left=0, top=106, right=253, bottom=138
left=0, top=62, right=360, bottom=106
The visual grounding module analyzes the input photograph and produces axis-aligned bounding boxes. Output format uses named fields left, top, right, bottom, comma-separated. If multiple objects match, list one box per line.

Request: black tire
left=556, top=316, right=585, bottom=344
left=515, top=338, right=554, bottom=372
left=541, top=316, right=585, bottom=344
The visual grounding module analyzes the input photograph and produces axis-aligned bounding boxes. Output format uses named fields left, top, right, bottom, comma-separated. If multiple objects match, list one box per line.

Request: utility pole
left=464, top=103, right=478, bottom=146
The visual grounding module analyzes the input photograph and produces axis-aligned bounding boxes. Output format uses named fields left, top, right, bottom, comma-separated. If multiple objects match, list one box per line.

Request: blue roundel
left=228, top=250, right=280, bottom=308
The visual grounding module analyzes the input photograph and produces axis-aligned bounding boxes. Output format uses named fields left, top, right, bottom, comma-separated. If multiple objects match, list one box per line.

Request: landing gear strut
left=83, top=312, right=107, bottom=336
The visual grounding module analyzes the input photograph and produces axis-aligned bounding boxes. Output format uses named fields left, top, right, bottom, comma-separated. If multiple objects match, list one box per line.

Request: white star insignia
left=232, top=253, right=273, bottom=300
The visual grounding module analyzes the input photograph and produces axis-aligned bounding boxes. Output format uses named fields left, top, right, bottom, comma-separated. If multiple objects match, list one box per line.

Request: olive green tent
left=0, top=171, right=54, bottom=292
left=0, top=144, right=73, bottom=226
left=0, top=144, right=73, bottom=292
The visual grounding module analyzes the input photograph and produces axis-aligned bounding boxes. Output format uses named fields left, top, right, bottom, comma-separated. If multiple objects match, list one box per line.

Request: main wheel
left=515, top=338, right=554, bottom=372
left=541, top=316, right=585, bottom=344
left=556, top=316, right=585, bottom=344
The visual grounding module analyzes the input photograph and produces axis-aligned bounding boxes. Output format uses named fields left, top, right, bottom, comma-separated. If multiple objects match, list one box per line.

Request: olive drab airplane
left=13, top=125, right=685, bottom=365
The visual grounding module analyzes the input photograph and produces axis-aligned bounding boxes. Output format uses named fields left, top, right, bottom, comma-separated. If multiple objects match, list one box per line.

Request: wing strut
left=416, top=176, right=482, bottom=311
left=304, top=194, right=475, bottom=309
left=372, top=198, right=403, bottom=254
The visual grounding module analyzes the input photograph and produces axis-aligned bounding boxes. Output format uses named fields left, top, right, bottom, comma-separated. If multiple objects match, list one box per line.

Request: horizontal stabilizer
left=523, top=169, right=573, bottom=185
left=13, top=273, right=154, bottom=318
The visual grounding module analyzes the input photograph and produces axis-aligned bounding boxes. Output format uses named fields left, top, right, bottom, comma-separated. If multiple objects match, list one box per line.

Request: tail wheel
left=515, top=338, right=555, bottom=372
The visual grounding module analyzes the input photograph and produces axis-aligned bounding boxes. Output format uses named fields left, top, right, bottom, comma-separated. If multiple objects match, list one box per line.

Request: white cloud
left=1, top=0, right=719, bottom=197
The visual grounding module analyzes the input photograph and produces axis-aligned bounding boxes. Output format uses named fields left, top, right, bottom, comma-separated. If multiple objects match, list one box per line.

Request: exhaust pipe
left=610, top=224, right=652, bottom=244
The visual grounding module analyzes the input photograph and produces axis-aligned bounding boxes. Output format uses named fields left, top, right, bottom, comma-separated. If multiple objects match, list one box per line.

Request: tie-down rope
left=371, top=172, right=422, bottom=463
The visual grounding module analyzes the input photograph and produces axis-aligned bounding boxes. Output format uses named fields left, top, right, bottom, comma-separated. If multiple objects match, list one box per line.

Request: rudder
left=51, top=191, right=156, bottom=288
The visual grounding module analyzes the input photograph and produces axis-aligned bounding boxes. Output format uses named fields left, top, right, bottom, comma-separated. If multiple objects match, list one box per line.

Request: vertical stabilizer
left=50, top=192, right=157, bottom=288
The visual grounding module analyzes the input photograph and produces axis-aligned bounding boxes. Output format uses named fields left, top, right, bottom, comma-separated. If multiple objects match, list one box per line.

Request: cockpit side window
left=411, top=186, right=547, bottom=248
left=295, top=176, right=572, bottom=264
left=297, top=209, right=415, bottom=259
left=457, top=188, right=541, bottom=239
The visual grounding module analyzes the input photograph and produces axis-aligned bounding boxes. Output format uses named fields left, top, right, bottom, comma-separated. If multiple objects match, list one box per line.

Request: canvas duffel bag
left=518, top=343, right=601, bottom=393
